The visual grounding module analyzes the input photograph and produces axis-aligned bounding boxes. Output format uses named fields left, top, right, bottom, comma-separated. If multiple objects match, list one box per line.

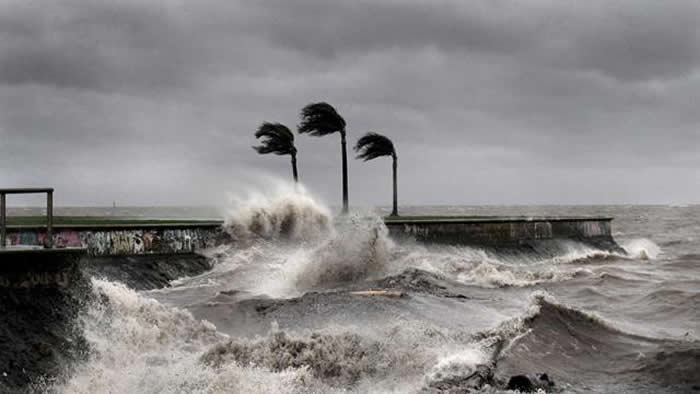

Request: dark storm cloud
left=0, top=0, right=214, bottom=92
left=1, top=0, right=699, bottom=206
left=234, top=0, right=536, bottom=57
left=232, top=0, right=700, bottom=81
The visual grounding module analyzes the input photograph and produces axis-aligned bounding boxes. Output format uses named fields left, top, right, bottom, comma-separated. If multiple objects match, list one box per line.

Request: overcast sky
left=1, top=0, right=699, bottom=207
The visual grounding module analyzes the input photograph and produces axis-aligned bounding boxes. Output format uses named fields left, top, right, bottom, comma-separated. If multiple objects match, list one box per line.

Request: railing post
left=46, top=190, right=53, bottom=248
left=1, top=193, right=6, bottom=248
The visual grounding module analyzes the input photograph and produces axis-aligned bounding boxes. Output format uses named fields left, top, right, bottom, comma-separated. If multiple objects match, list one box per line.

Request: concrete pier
left=2, top=216, right=621, bottom=256
left=384, top=216, right=620, bottom=251
left=4, top=222, right=227, bottom=256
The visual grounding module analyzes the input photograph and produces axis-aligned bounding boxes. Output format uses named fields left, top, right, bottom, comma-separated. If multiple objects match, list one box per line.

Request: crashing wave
left=45, top=280, right=343, bottom=394
left=293, top=215, right=393, bottom=290
left=223, top=184, right=331, bottom=243
left=201, top=329, right=388, bottom=386
left=620, top=238, right=661, bottom=260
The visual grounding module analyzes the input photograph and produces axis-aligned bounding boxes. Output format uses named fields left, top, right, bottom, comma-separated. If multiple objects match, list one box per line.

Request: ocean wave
left=223, top=183, right=332, bottom=244
left=292, top=215, right=393, bottom=291
left=462, top=291, right=649, bottom=354
left=422, top=346, right=494, bottom=392
left=45, top=279, right=360, bottom=394
left=455, top=262, right=593, bottom=288
left=386, top=244, right=601, bottom=289
left=201, top=329, right=391, bottom=386
left=44, top=277, right=520, bottom=393
left=535, top=238, right=661, bottom=263
left=487, top=292, right=700, bottom=389
left=46, top=274, right=698, bottom=393
left=635, top=288, right=700, bottom=311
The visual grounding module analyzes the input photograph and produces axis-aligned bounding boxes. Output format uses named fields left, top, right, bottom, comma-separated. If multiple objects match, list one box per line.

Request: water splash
left=223, top=182, right=331, bottom=244
left=293, top=215, right=393, bottom=290
left=621, top=238, right=661, bottom=260
left=423, top=346, right=491, bottom=390
left=47, top=279, right=339, bottom=394
left=384, top=242, right=605, bottom=289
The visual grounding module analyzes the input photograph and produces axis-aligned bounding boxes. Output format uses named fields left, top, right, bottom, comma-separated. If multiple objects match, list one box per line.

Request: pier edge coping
left=3, top=216, right=613, bottom=231
left=0, top=246, right=87, bottom=255
left=382, top=216, right=614, bottom=224
left=4, top=221, right=225, bottom=231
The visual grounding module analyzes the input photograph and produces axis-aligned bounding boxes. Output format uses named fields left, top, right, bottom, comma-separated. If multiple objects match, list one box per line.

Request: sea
left=13, top=190, right=700, bottom=393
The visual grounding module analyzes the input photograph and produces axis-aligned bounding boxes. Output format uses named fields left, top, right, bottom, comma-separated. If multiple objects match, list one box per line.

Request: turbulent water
left=36, top=192, right=700, bottom=393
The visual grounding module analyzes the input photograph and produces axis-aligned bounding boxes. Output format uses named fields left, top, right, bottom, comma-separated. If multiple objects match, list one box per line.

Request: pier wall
left=384, top=217, right=619, bottom=250
left=4, top=217, right=620, bottom=256
left=4, top=224, right=226, bottom=256
left=0, top=248, right=86, bottom=288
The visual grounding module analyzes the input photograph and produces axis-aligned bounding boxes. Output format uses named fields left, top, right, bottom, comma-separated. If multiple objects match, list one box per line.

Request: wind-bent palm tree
left=354, top=132, right=399, bottom=217
left=298, top=102, right=349, bottom=213
left=253, top=122, right=299, bottom=183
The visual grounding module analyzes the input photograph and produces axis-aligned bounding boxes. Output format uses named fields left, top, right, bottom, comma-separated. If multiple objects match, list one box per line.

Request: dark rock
left=538, top=372, right=555, bottom=387
left=507, top=375, right=534, bottom=392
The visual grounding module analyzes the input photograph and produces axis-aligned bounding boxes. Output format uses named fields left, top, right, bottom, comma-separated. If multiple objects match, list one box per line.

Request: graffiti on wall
left=6, top=227, right=221, bottom=256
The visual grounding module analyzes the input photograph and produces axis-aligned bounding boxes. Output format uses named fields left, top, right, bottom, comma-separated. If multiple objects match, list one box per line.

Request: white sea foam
left=223, top=182, right=332, bottom=243
left=621, top=238, right=661, bottom=260
left=423, top=346, right=488, bottom=386
left=208, top=186, right=396, bottom=296
left=292, top=214, right=393, bottom=290
left=454, top=262, right=591, bottom=288
left=48, top=279, right=343, bottom=394
left=384, top=243, right=598, bottom=288
left=50, top=278, right=470, bottom=394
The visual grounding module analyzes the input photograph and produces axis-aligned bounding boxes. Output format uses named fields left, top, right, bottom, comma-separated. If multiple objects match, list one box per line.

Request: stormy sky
left=1, top=0, right=699, bottom=207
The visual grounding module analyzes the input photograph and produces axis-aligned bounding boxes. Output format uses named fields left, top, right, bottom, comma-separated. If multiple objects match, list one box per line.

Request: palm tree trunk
left=291, top=154, right=299, bottom=183
left=340, top=132, right=349, bottom=214
left=392, top=153, right=398, bottom=216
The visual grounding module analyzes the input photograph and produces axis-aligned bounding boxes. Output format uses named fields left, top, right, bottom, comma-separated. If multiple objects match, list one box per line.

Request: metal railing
left=0, top=188, right=54, bottom=248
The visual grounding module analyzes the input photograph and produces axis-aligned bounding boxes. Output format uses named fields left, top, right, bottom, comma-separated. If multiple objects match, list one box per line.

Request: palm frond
left=253, top=122, right=296, bottom=156
left=354, top=132, right=395, bottom=161
left=298, top=102, right=346, bottom=136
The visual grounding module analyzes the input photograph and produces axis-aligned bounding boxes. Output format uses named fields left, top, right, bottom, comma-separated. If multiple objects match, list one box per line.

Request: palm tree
left=354, top=132, right=399, bottom=217
left=298, top=102, right=349, bottom=213
left=253, top=122, right=299, bottom=182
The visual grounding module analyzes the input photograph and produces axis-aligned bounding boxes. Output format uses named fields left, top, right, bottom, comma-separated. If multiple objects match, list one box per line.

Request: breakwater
left=3, top=216, right=621, bottom=256
left=384, top=216, right=621, bottom=251
left=3, top=223, right=227, bottom=256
